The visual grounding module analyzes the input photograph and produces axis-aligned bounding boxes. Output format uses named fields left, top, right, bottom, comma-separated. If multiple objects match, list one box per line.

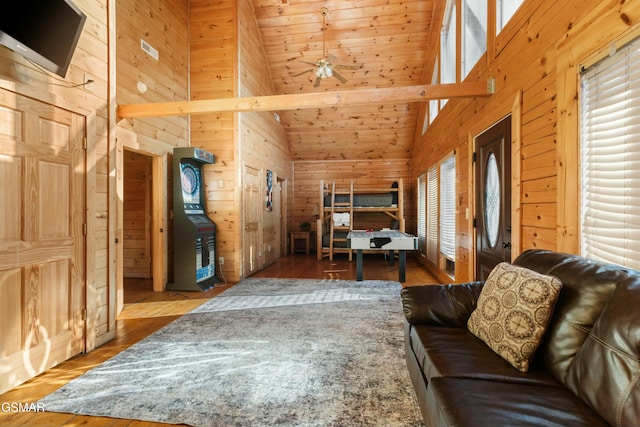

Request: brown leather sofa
left=401, top=249, right=640, bottom=427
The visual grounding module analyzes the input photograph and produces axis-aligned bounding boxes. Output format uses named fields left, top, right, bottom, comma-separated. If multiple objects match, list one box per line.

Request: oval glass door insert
left=485, top=153, right=500, bottom=248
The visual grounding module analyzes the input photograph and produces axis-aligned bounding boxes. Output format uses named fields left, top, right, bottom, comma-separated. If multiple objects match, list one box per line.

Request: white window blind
left=427, top=165, right=439, bottom=264
left=417, top=173, right=426, bottom=255
left=581, top=38, right=640, bottom=270
left=440, top=154, right=456, bottom=261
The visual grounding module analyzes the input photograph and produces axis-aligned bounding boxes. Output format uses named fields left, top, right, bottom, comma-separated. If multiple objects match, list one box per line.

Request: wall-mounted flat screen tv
left=0, top=0, right=87, bottom=78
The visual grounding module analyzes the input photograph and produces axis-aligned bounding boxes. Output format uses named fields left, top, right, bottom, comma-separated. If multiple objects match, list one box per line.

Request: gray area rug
left=40, top=278, right=423, bottom=427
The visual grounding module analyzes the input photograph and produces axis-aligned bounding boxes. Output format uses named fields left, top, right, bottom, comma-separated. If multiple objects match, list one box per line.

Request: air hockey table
left=347, top=230, right=418, bottom=282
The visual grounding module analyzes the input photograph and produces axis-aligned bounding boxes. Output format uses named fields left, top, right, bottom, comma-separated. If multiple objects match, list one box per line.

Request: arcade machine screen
left=180, top=162, right=202, bottom=209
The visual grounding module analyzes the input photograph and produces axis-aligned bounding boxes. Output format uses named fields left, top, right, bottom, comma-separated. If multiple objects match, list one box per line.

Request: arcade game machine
left=169, top=147, right=219, bottom=291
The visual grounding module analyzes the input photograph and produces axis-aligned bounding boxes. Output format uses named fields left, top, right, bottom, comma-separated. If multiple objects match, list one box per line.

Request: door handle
left=502, top=242, right=511, bottom=249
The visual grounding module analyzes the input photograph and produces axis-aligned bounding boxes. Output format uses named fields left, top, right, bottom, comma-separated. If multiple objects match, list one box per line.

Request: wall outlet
left=83, top=73, right=95, bottom=92
left=219, top=256, right=224, bottom=265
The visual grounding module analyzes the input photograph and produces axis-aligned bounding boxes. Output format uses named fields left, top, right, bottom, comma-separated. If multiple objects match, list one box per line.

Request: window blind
left=581, top=38, right=640, bottom=270
left=417, top=173, right=426, bottom=255
left=427, top=165, right=439, bottom=264
left=440, top=154, right=456, bottom=261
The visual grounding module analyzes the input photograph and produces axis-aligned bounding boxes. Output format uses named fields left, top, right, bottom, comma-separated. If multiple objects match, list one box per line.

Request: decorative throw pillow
left=467, top=262, right=563, bottom=372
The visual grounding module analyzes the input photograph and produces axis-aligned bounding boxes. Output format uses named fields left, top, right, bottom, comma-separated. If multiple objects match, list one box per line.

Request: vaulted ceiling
left=250, top=0, right=440, bottom=161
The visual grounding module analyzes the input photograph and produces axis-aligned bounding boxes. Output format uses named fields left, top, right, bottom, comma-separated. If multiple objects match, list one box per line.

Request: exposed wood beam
left=117, top=81, right=494, bottom=119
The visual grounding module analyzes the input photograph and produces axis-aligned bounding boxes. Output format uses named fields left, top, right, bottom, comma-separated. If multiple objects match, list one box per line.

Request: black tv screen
left=0, top=0, right=86, bottom=78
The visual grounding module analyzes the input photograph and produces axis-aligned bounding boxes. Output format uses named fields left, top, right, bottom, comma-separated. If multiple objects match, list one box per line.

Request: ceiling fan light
left=316, top=64, right=332, bottom=79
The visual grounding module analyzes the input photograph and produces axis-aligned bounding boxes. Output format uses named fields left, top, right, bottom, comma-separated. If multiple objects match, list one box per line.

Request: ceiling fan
left=293, top=7, right=359, bottom=87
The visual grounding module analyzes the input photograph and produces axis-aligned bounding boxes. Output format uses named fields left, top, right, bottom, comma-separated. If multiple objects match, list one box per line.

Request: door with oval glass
left=475, top=117, right=511, bottom=280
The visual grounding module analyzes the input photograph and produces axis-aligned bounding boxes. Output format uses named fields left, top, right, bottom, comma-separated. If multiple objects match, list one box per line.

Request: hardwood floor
left=250, top=252, right=438, bottom=285
left=0, top=253, right=437, bottom=426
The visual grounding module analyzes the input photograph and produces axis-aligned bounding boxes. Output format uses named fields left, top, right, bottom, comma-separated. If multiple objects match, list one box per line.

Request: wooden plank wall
left=411, top=0, right=639, bottom=283
left=293, top=159, right=413, bottom=236
left=238, top=0, right=293, bottom=267
left=116, top=0, right=189, bottom=148
left=116, top=0, right=189, bottom=290
left=190, top=0, right=240, bottom=281
left=190, top=0, right=293, bottom=280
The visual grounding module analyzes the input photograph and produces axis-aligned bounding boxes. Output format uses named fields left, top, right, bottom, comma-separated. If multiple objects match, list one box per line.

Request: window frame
left=462, top=0, right=487, bottom=78
left=496, top=0, right=524, bottom=35
left=429, top=56, right=440, bottom=125
left=440, top=0, right=457, bottom=90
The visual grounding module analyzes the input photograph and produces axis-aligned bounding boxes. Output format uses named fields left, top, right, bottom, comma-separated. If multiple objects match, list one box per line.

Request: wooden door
left=278, top=179, right=287, bottom=258
left=275, top=178, right=285, bottom=259
left=0, top=89, right=85, bottom=393
left=243, top=165, right=261, bottom=276
left=475, top=117, right=512, bottom=280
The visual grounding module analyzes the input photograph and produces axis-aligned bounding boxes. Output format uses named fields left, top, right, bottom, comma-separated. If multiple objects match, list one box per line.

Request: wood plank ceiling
left=251, top=0, right=438, bottom=161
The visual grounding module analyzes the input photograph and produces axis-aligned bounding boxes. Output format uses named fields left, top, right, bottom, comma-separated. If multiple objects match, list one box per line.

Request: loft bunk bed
left=316, top=178, right=405, bottom=261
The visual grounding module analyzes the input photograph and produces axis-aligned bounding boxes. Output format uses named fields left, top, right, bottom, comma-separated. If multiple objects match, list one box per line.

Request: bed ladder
left=329, top=180, right=353, bottom=261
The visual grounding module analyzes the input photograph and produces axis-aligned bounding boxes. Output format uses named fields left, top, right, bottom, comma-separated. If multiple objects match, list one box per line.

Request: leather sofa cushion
left=410, top=324, right=557, bottom=386
left=426, top=377, right=610, bottom=427
left=401, top=282, right=484, bottom=327
left=513, top=250, right=621, bottom=383
left=565, top=276, right=640, bottom=427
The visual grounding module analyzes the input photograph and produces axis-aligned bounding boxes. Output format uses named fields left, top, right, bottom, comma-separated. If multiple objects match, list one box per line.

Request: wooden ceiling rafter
left=117, top=79, right=494, bottom=119
left=249, top=0, right=440, bottom=160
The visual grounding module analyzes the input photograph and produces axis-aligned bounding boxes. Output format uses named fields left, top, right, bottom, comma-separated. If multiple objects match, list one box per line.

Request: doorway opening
left=123, top=150, right=154, bottom=294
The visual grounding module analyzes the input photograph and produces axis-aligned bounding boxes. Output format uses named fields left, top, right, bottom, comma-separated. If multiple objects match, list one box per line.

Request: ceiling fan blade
left=334, top=63, right=360, bottom=70
left=292, top=68, right=314, bottom=77
left=314, top=76, right=322, bottom=87
left=331, top=69, right=347, bottom=84
left=300, top=60, right=319, bottom=67
left=325, top=54, right=336, bottom=64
